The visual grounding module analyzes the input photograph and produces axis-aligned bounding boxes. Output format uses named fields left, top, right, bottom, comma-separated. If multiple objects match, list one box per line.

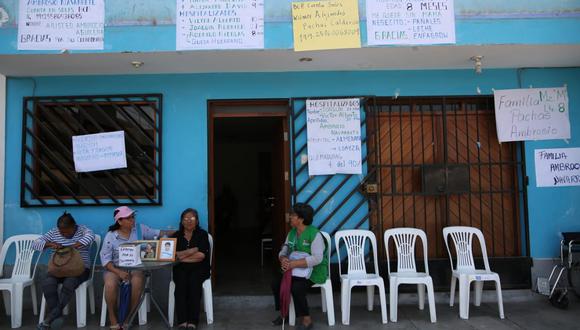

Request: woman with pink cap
left=99, top=206, right=174, bottom=329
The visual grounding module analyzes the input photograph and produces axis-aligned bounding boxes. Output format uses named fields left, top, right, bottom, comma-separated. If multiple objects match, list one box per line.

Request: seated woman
left=100, top=206, right=174, bottom=329
left=171, top=208, right=210, bottom=329
left=271, top=203, right=328, bottom=330
left=34, top=211, right=95, bottom=330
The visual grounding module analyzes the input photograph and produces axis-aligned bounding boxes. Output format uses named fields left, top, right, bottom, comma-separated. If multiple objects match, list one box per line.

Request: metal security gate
left=290, top=97, right=380, bottom=258
left=371, top=97, right=527, bottom=259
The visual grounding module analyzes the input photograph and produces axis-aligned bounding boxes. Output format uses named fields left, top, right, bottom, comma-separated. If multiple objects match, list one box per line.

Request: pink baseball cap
left=114, top=206, right=136, bottom=222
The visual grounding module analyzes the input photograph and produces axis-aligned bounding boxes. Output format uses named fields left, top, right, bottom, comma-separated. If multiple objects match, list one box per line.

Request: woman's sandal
left=109, top=324, right=122, bottom=330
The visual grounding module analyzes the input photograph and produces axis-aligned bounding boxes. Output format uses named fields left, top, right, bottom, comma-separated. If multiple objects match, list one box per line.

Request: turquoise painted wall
left=520, top=68, right=580, bottom=258
left=0, top=1, right=579, bottom=53
left=4, top=68, right=579, bottom=258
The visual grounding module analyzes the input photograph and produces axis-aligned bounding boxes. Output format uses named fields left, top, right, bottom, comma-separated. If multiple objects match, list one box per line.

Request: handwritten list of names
left=176, top=0, right=264, bottom=50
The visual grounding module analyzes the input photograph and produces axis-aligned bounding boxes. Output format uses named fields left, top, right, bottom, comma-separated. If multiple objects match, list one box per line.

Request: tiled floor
left=2, top=290, right=579, bottom=329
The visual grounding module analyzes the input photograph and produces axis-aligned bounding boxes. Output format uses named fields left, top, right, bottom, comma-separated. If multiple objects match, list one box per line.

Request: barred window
left=21, top=94, right=162, bottom=207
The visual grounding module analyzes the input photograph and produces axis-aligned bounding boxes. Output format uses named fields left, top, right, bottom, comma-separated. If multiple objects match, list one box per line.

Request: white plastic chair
left=168, top=233, right=214, bottom=326
left=39, top=234, right=101, bottom=328
left=442, top=226, right=504, bottom=320
left=0, top=234, right=41, bottom=328
left=289, top=231, right=335, bottom=326
left=384, top=228, right=436, bottom=323
left=335, top=229, right=387, bottom=325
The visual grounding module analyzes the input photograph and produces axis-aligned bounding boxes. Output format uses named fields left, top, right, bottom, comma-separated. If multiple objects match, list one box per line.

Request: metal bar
left=453, top=102, right=461, bottom=224
left=301, top=175, right=333, bottom=204
left=420, top=102, right=427, bottom=234
left=464, top=102, right=473, bottom=228
left=442, top=98, right=450, bottom=227
left=24, top=164, right=64, bottom=204
left=486, top=97, right=495, bottom=256
left=398, top=103, right=405, bottom=225
left=410, top=103, right=416, bottom=228
left=44, top=103, right=141, bottom=203
left=388, top=105, right=395, bottom=230
left=24, top=145, right=87, bottom=204
left=317, top=174, right=372, bottom=230
left=84, top=101, right=160, bottom=198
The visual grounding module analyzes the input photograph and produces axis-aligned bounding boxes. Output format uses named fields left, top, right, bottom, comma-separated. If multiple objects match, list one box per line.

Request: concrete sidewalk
left=2, top=290, right=578, bottom=329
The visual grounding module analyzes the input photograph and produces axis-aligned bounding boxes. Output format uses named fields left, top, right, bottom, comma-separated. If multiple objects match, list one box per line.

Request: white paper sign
left=72, top=131, right=127, bottom=173
left=18, top=0, right=104, bottom=50
left=306, top=98, right=362, bottom=175
left=494, top=87, right=570, bottom=142
left=118, top=244, right=142, bottom=267
left=366, top=0, right=455, bottom=45
left=535, top=148, right=580, bottom=187
left=176, top=0, right=264, bottom=50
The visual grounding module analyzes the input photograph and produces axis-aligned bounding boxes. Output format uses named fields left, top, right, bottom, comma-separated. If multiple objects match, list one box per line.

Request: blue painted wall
left=520, top=68, right=580, bottom=258
left=0, top=1, right=579, bottom=53
left=4, top=68, right=579, bottom=259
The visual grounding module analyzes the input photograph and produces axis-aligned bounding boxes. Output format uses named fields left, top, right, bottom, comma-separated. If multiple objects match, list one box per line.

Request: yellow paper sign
left=292, top=0, right=361, bottom=52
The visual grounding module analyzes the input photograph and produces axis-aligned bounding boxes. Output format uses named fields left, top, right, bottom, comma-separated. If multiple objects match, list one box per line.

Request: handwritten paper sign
left=307, top=98, right=362, bottom=175
left=494, top=87, right=570, bottom=142
left=72, top=131, right=127, bottom=173
left=18, top=0, right=104, bottom=50
left=292, top=0, right=361, bottom=52
left=366, top=0, right=455, bottom=45
left=176, top=0, right=264, bottom=50
left=535, top=148, right=580, bottom=187
left=118, top=244, right=141, bottom=267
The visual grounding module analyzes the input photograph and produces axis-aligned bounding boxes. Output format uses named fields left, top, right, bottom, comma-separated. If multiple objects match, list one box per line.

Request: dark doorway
left=209, top=101, right=290, bottom=295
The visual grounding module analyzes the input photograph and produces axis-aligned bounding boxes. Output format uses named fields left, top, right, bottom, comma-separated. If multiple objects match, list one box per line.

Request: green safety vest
left=287, top=226, right=328, bottom=284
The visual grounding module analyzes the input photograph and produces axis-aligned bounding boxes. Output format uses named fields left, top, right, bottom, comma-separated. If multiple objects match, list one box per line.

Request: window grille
left=20, top=94, right=162, bottom=207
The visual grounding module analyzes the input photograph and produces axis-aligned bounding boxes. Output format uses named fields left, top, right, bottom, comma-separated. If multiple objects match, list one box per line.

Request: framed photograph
left=158, top=238, right=177, bottom=261
left=134, top=240, right=159, bottom=261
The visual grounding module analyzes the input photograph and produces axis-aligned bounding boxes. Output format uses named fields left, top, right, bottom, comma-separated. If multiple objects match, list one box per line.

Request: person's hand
left=116, top=270, right=130, bottom=281
left=280, top=257, right=291, bottom=271
left=46, top=242, right=63, bottom=250
left=71, top=242, right=83, bottom=249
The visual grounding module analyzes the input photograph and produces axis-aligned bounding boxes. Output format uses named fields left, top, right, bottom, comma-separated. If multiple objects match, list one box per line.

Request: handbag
left=48, top=246, right=85, bottom=278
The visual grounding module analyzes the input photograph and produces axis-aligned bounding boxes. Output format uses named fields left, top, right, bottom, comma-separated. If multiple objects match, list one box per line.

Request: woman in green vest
left=271, top=203, right=328, bottom=330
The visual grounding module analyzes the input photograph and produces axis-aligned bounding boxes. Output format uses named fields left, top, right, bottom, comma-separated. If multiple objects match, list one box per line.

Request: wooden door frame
left=207, top=99, right=291, bottom=269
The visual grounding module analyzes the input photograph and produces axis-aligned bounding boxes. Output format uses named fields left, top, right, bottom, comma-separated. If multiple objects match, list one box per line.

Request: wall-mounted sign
left=366, top=0, right=455, bottom=45
left=494, top=87, right=570, bottom=142
left=292, top=0, right=361, bottom=51
left=535, top=148, right=580, bottom=187
left=18, top=0, right=104, bottom=50
left=176, top=0, right=264, bottom=50
left=306, top=98, right=362, bottom=175
left=72, top=131, right=127, bottom=173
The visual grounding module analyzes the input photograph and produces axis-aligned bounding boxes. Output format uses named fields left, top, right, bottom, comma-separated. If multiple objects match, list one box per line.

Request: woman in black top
left=172, top=208, right=210, bottom=329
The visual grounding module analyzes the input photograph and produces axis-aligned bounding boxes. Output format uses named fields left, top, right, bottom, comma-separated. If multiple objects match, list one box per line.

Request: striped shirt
left=33, top=225, right=95, bottom=268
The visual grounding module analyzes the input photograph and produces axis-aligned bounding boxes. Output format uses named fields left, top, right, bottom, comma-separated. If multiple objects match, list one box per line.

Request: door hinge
left=284, top=131, right=288, bottom=141
left=285, top=171, right=289, bottom=181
